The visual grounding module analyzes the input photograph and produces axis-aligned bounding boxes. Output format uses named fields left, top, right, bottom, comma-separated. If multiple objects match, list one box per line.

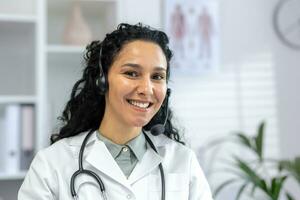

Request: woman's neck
left=99, top=117, right=142, bottom=145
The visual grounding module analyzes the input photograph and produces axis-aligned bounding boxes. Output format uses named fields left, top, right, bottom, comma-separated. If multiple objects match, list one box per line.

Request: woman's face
left=104, top=40, right=168, bottom=128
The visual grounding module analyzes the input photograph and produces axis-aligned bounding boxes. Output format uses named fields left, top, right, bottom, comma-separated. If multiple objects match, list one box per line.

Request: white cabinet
left=0, top=0, right=39, bottom=198
left=0, top=22, right=36, bottom=96
left=0, top=0, right=120, bottom=199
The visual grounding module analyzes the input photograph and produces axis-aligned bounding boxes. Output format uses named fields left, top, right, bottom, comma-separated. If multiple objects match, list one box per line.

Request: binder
left=20, top=104, right=35, bottom=171
left=0, top=106, right=6, bottom=172
left=3, top=104, right=21, bottom=174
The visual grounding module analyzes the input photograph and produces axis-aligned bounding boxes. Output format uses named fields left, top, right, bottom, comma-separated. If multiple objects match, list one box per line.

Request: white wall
left=274, top=40, right=300, bottom=159
left=122, top=0, right=300, bottom=160
left=118, top=0, right=162, bottom=28
left=273, top=21, right=300, bottom=198
left=220, top=0, right=300, bottom=160
left=218, top=0, right=300, bottom=160
left=120, top=0, right=300, bottom=198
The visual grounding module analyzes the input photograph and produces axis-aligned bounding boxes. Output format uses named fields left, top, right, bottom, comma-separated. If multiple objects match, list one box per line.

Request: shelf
left=47, top=0, right=117, bottom=45
left=0, top=0, right=36, bottom=20
left=80, top=0, right=117, bottom=2
left=51, top=0, right=117, bottom=4
left=47, top=45, right=85, bottom=54
left=0, top=96, right=36, bottom=104
left=0, top=171, right=26, bottom=181
left=0, top=21, right=36, bottom=96
left=0, top=14, right=36, bottom=23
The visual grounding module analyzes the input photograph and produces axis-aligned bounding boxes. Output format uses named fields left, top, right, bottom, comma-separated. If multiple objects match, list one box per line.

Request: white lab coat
left=18, top=131, right=213, bottom=200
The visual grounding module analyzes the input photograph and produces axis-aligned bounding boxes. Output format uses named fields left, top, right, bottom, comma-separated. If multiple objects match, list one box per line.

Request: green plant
left=211, top=121, right=300, bottom=200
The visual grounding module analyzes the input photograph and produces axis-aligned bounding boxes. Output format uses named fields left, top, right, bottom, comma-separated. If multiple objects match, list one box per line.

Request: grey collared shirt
left=96, top=131, right=147, bottom=178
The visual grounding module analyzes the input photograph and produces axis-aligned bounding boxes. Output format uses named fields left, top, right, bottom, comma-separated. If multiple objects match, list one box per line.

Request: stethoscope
left=70, top=129, right=166, bottom=200
left=70, top=88, right=171, bottom=200
left=70, top=43, right=172, bottom=199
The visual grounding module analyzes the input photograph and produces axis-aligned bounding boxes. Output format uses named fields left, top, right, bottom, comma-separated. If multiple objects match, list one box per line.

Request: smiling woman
left=18, top=23, right=213, bottom=200
left=103, top=40, right=168, bottom=142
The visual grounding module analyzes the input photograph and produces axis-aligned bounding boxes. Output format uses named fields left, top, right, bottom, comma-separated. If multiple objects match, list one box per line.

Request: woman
left=18, top=23, right=213, bottom=200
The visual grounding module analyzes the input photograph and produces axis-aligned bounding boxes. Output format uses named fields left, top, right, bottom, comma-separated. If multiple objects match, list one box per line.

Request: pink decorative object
left=63, top=2, right=92, bottom=46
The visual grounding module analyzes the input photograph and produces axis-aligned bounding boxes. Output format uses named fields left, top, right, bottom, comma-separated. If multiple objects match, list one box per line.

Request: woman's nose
left=137, top=77, right=153, bottom=96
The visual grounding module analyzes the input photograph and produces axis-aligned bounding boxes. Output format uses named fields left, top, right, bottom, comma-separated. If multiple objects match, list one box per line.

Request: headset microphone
left=150, top=88, right=171, bottom=136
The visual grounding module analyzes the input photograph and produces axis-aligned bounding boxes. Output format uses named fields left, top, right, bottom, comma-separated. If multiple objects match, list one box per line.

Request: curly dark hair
left=50, top=23, right=184, bottom=145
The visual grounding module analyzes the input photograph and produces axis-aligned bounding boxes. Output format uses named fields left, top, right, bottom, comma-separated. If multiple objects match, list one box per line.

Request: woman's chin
left=130, top=118, right=150, bottom=128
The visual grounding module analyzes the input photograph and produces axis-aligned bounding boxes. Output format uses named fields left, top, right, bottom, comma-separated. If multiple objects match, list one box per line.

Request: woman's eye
left=124, top=71, right=138, bottom=77
left=152, top=73, right=166, bottom=80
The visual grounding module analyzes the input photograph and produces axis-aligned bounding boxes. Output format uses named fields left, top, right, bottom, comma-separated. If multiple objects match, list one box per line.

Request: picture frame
left=163, top=0, right=220, bottom=75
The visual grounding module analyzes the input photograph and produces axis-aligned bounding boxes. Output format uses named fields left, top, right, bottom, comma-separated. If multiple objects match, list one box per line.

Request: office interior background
left=0, top=0, right=299, bottom=199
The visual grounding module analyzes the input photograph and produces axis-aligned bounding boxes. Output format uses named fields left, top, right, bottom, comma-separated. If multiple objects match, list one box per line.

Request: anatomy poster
left=164, top=0, right=219, bottom=75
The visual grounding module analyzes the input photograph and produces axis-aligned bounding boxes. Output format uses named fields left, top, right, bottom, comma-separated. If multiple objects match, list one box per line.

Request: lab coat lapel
left=128, top=144, right=163, bottom=185
left=85, top=140, right=132, bottom=191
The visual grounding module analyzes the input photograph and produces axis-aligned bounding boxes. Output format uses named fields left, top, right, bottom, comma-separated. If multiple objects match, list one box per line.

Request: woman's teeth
left=128, top=100, right=150, bottom=108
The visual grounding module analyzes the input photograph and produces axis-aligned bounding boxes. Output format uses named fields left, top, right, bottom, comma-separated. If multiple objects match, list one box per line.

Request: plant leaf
left=285, top=192, right=295, bottom=200
left=235, top=182, right=248, bottom=200
left=235, top=158, right=261, bottom=183
left=260, top=179, right=268, bottom=194
left=234, top=158, right=270, bottom=197
left=278, top=157, right=300, bottom=185
left=270, top=177, right=276, bottom=195
left=214, top=178, right=238, bottom=197
left=236, top=133, right=253, bottom=150
left=250, top=184, right=256, bottom=196
left=270, top=176, right=287, bottom=200
left=255, top=121, right=265, bottom=162
left=294, top=157, right=300, bottom=184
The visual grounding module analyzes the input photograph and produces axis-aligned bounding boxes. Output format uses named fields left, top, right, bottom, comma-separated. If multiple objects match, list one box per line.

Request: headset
left=70, top=43, right=170, bottom=200
left=95, top=46, right=108, bottom=95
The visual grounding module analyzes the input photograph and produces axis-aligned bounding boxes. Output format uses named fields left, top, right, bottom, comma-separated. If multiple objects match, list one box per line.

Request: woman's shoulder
left=35, top=131, right=89, bottom=161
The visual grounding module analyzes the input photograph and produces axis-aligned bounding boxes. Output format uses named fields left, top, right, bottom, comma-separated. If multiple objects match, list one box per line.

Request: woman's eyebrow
left=121, top=63, right=166, bottom=71
left=121, top=63, right=141, bottom=68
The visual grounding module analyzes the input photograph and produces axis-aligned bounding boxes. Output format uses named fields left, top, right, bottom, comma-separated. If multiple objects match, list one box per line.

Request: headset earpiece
left=96, top=75, right=107, bottom=95
left=166, top=88, right=171, bottom=98
left=96, top=45, right=108, bottom=95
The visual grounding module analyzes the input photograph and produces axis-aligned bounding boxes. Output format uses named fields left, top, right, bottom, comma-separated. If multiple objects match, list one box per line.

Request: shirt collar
left=96, top=130, right=147, bottom=161
left=126, top=132, right=147, bottom=161
left=68, top=130, right=172, bottom=148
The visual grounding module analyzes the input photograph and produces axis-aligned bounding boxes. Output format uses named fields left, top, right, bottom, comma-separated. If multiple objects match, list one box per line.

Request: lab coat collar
left=143, top=131, right=172, bottom=147
left=128, top=145, right=162, bottom=184
left=68, top=131, right=166, bottom=191
left=68, top=130, right=172, bottom=148
left=68, top=130, right=97, bottom=146
left=85, top=139, right=133, bottom=190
